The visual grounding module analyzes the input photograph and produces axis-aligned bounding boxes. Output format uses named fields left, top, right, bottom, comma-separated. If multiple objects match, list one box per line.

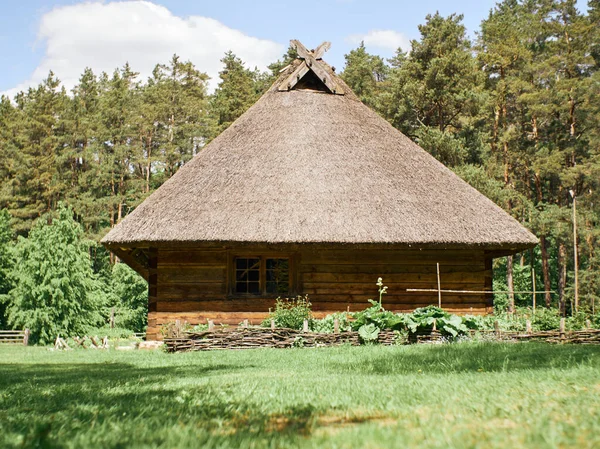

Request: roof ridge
left=274, top=40, right=345, bottom=95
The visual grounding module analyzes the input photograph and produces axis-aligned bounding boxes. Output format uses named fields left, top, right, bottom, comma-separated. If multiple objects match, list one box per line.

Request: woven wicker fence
left=164, top=327, right=405, bottom=352
left=164, top=326, right=600, bottom=352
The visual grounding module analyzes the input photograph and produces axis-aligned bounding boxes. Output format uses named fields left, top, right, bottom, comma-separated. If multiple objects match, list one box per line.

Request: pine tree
left=0, top=209, right=14, bottom=328
left=341, top=42, right=388, bottom=109
left=5, top=205, right=105, bottom=343
left=210, top=52, right=258, bottom=135
left=384, top=12, right=485, bottom=166
left=2, top=73, right=70, bottom=234
left=135, top=55, right=211, bottom=190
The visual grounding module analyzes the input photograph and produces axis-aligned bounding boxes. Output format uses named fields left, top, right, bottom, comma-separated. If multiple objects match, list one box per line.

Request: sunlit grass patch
left=1, top=342, right=599, bottom=448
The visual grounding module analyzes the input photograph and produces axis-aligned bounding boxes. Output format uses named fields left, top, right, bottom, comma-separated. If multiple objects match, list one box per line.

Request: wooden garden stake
left=532, top=268, right=536, bottom=314
left=436, top=263, right=442, bottom=308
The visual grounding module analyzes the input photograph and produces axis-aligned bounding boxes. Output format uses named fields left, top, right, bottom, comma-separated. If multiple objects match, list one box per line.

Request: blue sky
left=0, top=0, right=588, bottom=96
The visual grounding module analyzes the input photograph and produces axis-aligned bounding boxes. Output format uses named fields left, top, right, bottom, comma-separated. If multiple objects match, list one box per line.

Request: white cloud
left=2, top=1, right=284, bottom=97
left=347, top=29, right=410, bottom=53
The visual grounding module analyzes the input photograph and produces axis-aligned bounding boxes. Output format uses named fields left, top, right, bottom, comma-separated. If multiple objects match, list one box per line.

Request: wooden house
left=101, top=41, right=538, bottom=339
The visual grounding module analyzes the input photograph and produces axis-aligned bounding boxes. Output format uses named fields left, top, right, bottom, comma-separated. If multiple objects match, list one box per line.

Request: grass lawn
left=1, top=342, right=599, bottom=449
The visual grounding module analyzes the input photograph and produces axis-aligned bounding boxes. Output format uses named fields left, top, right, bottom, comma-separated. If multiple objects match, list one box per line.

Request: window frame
left=228, top=253, right=297, bottom=298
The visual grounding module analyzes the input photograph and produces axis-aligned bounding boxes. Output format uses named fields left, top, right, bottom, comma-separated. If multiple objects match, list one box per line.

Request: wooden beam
left=278, top=40, right=343, bottom=95
left=313, top=41, right=331, bottom=59
left=291, top=39, right=342, bottom=94
left=110, top=247, right=149, bottom=281
left=278, top=61, right=310, bottom=92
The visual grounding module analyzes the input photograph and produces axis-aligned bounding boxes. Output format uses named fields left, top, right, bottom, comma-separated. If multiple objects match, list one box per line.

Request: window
left=235, top=258, right=260, bottom=294
left=233, top=256, right=291, bottom=296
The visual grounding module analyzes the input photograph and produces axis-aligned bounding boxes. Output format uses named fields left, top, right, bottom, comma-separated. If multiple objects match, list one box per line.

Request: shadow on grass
left=0, top=362, right=316, bottom=449
left=334, top=342, right=600, bottom=375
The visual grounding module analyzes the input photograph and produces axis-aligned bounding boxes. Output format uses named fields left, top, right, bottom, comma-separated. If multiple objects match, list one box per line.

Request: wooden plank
left=158, top=267, right=226, bottom=284
left=299, top=264, right=486, bottom=274
left=301, top=272, right=485, bottom=283
left=156, top=299, right=279, bottom=312
left=159, top=249, right=227, bottom=266
left=278, top=61, right=310, bottom=92
left=302, top=283, right=485, bottom=295
left=290, top=39, right=342, bottom=94
left=300, top=250, right=484, bottom=265
left=157, top=283, right=226, bottom=300
left=154, top=296, right=486, bottom=313
left=312, top=41, right=331, bottom=59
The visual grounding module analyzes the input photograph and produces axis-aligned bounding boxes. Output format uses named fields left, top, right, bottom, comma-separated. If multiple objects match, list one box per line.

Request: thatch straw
left=102, top=56, right=538, bottom=250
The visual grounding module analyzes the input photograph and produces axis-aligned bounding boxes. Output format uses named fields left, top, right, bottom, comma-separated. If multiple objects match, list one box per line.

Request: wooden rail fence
left=0, top=329, right=30, bottom=346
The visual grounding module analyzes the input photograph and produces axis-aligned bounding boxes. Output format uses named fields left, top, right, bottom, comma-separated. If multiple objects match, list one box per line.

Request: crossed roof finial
left=278, top=40, right=344, bottom=95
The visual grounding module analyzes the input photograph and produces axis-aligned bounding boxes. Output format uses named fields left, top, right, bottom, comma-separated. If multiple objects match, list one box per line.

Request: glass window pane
left=236, top=258, right=247, bottom=269
left=235, top=281, right=248, bottom=294
left=266, top=258, right=289, bottom=295
left=248, top=282, right=260, bottom=294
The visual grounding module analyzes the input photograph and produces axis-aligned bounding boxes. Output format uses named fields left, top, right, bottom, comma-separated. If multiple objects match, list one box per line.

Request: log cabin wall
left=147, top=246, right=492, bottom=340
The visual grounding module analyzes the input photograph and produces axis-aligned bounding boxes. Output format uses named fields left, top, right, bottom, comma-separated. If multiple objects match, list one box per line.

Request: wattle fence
left=163, top=325, right=600, bottom=352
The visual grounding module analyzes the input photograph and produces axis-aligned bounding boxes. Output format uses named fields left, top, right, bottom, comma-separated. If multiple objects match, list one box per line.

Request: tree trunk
left=540, top=235, right=552, bottom=307
left=507, top=255, right=515, bottom=313
left=558, top=242, right=567, bottom=316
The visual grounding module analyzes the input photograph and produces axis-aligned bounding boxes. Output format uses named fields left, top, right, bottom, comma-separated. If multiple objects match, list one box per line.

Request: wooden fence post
left=559, top=318, right=566, bottom=340
left=243, top=319, right=249, bottom=328
left=303, top=319, right=309, bottom=333
left=270, top=319, right=275, bottom=330
left=526, top=320, right=532, bottom=334
left=494, top=321, right=501, bottom=338
left=110, top=307, right=115, bottom=329
left=436, top=263, right=442, bottom=308
left=334, top=318, right=339, bottom=334
left=23, top=328, right=30, bottom=346
left=208, top=320, right=214, bottom=331
left=586, top=319, right=592, bottom=329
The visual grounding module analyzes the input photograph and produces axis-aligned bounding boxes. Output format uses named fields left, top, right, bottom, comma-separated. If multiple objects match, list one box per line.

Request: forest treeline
left=0, top=0, right=599, bottom=338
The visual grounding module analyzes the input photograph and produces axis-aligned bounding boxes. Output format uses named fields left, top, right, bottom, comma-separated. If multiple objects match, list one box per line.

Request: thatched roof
left=102, top=41, right=537, bottom=252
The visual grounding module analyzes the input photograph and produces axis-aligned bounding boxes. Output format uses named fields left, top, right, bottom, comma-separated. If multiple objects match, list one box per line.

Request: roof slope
left=102, top=47, right=538, bottom=251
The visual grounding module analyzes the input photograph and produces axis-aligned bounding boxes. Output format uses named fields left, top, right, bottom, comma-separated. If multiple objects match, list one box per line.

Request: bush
left=5, top=205, right=105, bottom=344
left=405, top=306, right=469, bottom=338
left=310, top=312, right=351, bottom=333
left=351, top=278, right=404, bottom=336
left=531, top=307, right=561, bottom=331
left=351, top=300, right=404, bottom=332
left=262, top=295, right=312, bottom=330
left=111, top=263, right=148, bottom=332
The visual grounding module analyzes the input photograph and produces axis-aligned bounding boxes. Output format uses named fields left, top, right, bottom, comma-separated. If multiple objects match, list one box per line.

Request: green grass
left=1, top=343, right=599, bottom=448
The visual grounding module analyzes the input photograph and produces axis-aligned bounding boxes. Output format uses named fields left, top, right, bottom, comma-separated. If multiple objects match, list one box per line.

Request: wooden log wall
left=147, top=246, right=492, bottom=340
